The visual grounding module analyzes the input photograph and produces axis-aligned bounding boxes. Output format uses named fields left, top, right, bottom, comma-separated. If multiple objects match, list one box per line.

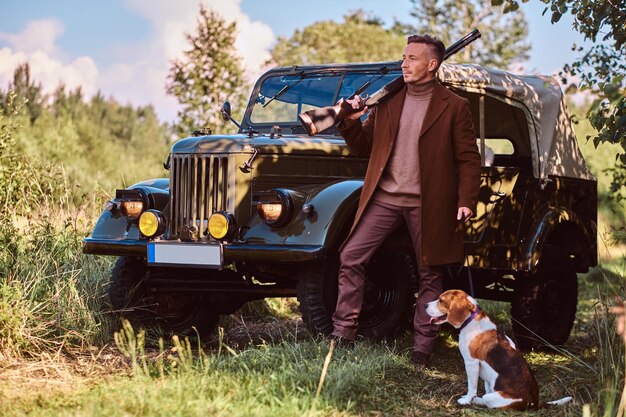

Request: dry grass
left=611, top=299, right=626, bottom=415
left=0, top=346, right=125, bottom=409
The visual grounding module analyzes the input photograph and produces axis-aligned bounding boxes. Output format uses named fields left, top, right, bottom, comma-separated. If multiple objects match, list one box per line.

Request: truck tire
left=109, top=257, right=218, bottom=337
left=297, top=250, right=417, bottom=340
left=511, top=245, right=578, bottom=350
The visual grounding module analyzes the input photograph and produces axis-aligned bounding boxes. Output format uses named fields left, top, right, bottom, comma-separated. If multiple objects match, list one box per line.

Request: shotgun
left=298, top=29, right=481, bottom=136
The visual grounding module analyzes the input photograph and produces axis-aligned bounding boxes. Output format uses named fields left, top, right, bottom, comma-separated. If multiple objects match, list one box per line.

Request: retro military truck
left=83, top=59, right=597, bottom=350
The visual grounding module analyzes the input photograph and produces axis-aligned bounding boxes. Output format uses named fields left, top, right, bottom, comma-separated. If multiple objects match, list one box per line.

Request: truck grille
left=169, top=154, right=232, bottom=240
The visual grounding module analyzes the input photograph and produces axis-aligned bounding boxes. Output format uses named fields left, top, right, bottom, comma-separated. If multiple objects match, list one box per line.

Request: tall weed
left=0, top=281, right=50, bottom=361
left=0, top=82, right=171, bottom=362
left=0, top=92, right=114, bottom=361
left=584, top=260, right=626, bottom=416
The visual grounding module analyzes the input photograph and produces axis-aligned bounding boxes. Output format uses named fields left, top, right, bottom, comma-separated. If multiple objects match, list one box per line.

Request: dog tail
left=541, top=396, right=573, bottom=407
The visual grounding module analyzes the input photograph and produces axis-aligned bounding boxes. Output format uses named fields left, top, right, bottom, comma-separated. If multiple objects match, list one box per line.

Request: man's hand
left=457, top=207, right=473, bottom=222
left=341, top=96, right=368, bottom=121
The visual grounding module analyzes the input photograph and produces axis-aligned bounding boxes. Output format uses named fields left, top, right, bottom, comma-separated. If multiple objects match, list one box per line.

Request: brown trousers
left=331, top=199, right=443, bottom=355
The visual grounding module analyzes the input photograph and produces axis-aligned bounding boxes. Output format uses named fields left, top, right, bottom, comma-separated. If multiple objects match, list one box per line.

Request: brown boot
left=410, top=351, right=431, bottom=369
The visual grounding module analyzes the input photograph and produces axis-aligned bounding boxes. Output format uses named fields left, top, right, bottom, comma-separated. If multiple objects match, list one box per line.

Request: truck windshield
left=250, top=71, right=401, bottom=126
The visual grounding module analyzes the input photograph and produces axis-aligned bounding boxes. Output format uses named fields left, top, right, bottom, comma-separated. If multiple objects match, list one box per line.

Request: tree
left=6, top=63, right=45, bottom=125
left=51, top=83, right=83, bottom=121
left=166, top=5, right=246, bottom=137
left=403, top=0, right=531, bottom=68
left=269, top=11, right=406, bottom=66
left=500, top=0, right=626, bottom=199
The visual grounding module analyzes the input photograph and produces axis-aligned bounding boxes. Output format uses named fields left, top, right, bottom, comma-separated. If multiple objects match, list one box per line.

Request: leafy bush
left=0, top=90, right=115, bottom=360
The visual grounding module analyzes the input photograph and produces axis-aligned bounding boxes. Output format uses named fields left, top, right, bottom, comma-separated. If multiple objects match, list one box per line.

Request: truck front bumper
left=82, top=237, right=326, bottom=264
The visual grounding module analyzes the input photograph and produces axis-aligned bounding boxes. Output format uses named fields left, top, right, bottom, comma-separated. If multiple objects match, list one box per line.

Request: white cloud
left=0, top=18, right=99, bottom=98
left=235, top=17, right=275, bottom=77
left=0, top=18, right=64, bottom=56
left=123, top=0, right=274, bottom=72
left=99, top=60, right=180, bottom=119
left=0, top=2, right=275, bottom=123
left=115, top=0, right=275, bottom=120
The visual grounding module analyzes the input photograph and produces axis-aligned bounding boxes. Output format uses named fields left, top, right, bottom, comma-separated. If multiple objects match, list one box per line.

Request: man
left=331, top=34, right=481, bottom=368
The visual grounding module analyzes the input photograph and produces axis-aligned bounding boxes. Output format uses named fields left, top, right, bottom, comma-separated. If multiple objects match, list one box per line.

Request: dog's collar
left=458, top=306, right=481, bottom=332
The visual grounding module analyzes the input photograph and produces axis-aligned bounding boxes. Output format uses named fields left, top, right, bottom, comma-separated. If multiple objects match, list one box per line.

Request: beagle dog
left=425, top=289, right=572, bottom=410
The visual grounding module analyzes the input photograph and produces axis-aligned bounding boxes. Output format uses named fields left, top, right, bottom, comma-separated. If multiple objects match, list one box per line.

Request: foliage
left=581, top=265, right=626, bottom=417
left=269, top=10, right=407, bottom=66
left=399, top=0, right=531, bottom=68
left=268, top=5, right=530, bottom=68
left=0, top=215, right=104, bottom=361
left=0, top=65, right=167, bottom=361
left=0, top=220, right=113, bottom=361
left=6, top=63, right=45, bottom=125
left=0, top=111, right=114, bottom=362
left=0, top=68, right=170, bottom=205
left=166, top=5, right=246, bottom=137
left=501, top=0, right=626, bottom=200
left=0, top=92, right=68, bottom=219
left=0, top=281, right=39, bottom=361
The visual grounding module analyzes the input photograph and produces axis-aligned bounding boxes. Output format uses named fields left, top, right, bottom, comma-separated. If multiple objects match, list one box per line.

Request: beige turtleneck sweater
left=374, top=79, right=434, bottom=207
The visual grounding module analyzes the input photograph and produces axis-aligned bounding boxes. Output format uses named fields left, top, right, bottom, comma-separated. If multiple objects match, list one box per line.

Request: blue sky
left=0, top=0, right=590, bottom=122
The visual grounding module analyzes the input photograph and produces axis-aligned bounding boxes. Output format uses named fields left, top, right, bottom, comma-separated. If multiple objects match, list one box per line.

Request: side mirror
left=221, top=102, right=232, bottom=121
left=220, top=101, right=243, bottom=131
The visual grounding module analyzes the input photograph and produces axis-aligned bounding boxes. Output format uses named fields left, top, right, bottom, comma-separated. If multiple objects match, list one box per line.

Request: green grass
left=0, top=218, right=116, bottom=359
left=1, top=264, right=622, bottom=417
left=0, top=335, right=579, bottom=417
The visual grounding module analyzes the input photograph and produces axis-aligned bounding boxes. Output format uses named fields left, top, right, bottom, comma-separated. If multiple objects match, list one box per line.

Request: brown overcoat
left=338, top=82, right=481, bottom=266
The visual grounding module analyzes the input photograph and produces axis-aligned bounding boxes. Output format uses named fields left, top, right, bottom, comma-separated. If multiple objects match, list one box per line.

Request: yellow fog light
left=208, top=211, right=235, bottom=240
left=139, top=210, right=166, bottom=237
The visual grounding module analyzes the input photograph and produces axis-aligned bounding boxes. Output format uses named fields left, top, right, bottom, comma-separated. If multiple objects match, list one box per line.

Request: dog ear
left=447, top=297, right=471, bottom=328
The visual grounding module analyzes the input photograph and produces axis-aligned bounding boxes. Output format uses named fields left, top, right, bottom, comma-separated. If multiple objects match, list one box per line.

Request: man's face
left=401, top=43, right=439, bottom=84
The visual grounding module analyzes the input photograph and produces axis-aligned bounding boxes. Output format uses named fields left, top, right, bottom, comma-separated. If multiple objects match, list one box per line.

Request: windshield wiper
left=262, top=70, right=306, bottom=108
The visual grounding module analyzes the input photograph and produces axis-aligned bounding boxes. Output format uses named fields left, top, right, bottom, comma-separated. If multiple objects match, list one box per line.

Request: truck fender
left=242, top=180, right=362, bottom=249
left=286, top=179, right=362, bottom=250
left=128, top=178, right=170, bottom=211
left=90, top=178, right=169, bottom=240
left=523, top=207, right=593, bottom=273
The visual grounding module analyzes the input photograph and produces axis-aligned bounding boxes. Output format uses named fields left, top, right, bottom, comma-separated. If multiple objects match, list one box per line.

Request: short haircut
left=407, top=34, right=445, bottom=70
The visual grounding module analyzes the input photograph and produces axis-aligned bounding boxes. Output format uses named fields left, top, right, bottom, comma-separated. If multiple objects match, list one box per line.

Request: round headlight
left=258, top=203, right=283, bottom=222
left=255, top=189, right=293, bottom=227
left=121, top=200, right=144, bottom=219
left=208, top=211, right=236, bottom=240
left=139, top=210, right=166, bottom=237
